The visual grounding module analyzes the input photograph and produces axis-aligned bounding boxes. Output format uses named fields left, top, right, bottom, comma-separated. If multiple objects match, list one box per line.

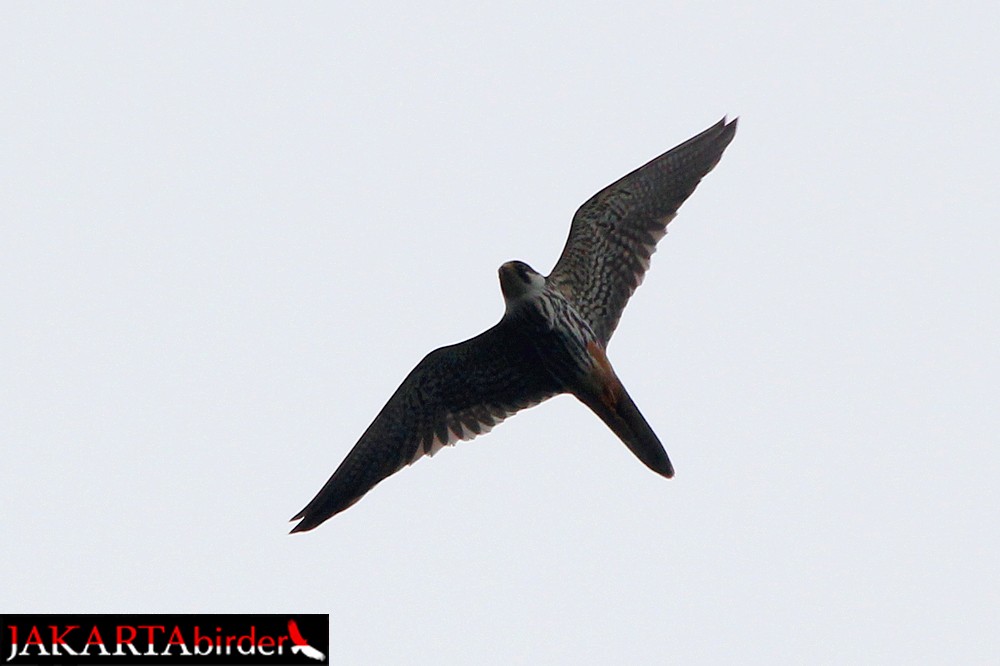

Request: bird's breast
left=509, top=289, right=602, bottom=388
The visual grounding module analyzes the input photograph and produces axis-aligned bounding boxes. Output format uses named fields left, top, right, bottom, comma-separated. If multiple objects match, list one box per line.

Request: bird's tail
left=575, top=379, right=674, bottom=478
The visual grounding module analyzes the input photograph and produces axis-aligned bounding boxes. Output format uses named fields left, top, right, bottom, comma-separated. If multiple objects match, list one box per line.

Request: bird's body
left=291, top=118, right=737, bottom=532
left=500, top=260, right=602, bottom=393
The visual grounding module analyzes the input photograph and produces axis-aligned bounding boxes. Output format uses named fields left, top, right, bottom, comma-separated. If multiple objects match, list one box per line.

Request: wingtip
left=706, top=115, right=738, bottom=154
left=718, top=115, right=738, bottom=137
left=709, top=116, right=738, bottom=139
left=289, top=515, right=317, bottom=534
left=288, top=509, right=314, bottom=534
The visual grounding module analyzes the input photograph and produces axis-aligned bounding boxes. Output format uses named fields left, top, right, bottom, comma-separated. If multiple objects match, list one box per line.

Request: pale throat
left=499, top=261, right=546, bottom=305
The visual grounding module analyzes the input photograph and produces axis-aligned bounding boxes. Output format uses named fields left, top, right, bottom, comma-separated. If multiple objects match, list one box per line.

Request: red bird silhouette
left=287, top=619, right=325, bottom=661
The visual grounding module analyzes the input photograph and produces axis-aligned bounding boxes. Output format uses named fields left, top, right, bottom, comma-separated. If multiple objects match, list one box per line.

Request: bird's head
left=499, top=260, right=545, bottom=304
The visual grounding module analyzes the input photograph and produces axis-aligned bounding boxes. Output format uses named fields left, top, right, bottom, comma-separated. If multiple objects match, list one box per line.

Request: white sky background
left=2, top=2, right=998, bottom=663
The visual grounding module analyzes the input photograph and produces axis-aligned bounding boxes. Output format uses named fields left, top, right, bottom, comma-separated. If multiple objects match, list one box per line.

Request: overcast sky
left=2, top=3, right=998, bottom=664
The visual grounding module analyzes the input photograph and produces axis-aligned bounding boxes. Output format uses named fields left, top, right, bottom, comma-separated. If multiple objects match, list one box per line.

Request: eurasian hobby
left=291, top=118, right=737, bottom=532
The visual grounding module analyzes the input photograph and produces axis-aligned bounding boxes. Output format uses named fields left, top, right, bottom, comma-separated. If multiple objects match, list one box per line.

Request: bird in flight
left=291, top=118, right=737, bottom=532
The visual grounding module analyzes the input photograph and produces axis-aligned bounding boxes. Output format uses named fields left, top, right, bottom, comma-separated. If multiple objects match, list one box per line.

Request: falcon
left=291, top=118, right=737, bottom=532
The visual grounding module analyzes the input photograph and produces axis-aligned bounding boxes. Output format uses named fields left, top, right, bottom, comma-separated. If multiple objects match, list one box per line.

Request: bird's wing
left=547, top=118, right=737, bottom=345
left=290, top=321, right=561, bottom=532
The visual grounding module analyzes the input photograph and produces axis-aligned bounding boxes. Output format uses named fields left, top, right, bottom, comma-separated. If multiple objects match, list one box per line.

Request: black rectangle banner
left=0, top=615, right=329, bottom=665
